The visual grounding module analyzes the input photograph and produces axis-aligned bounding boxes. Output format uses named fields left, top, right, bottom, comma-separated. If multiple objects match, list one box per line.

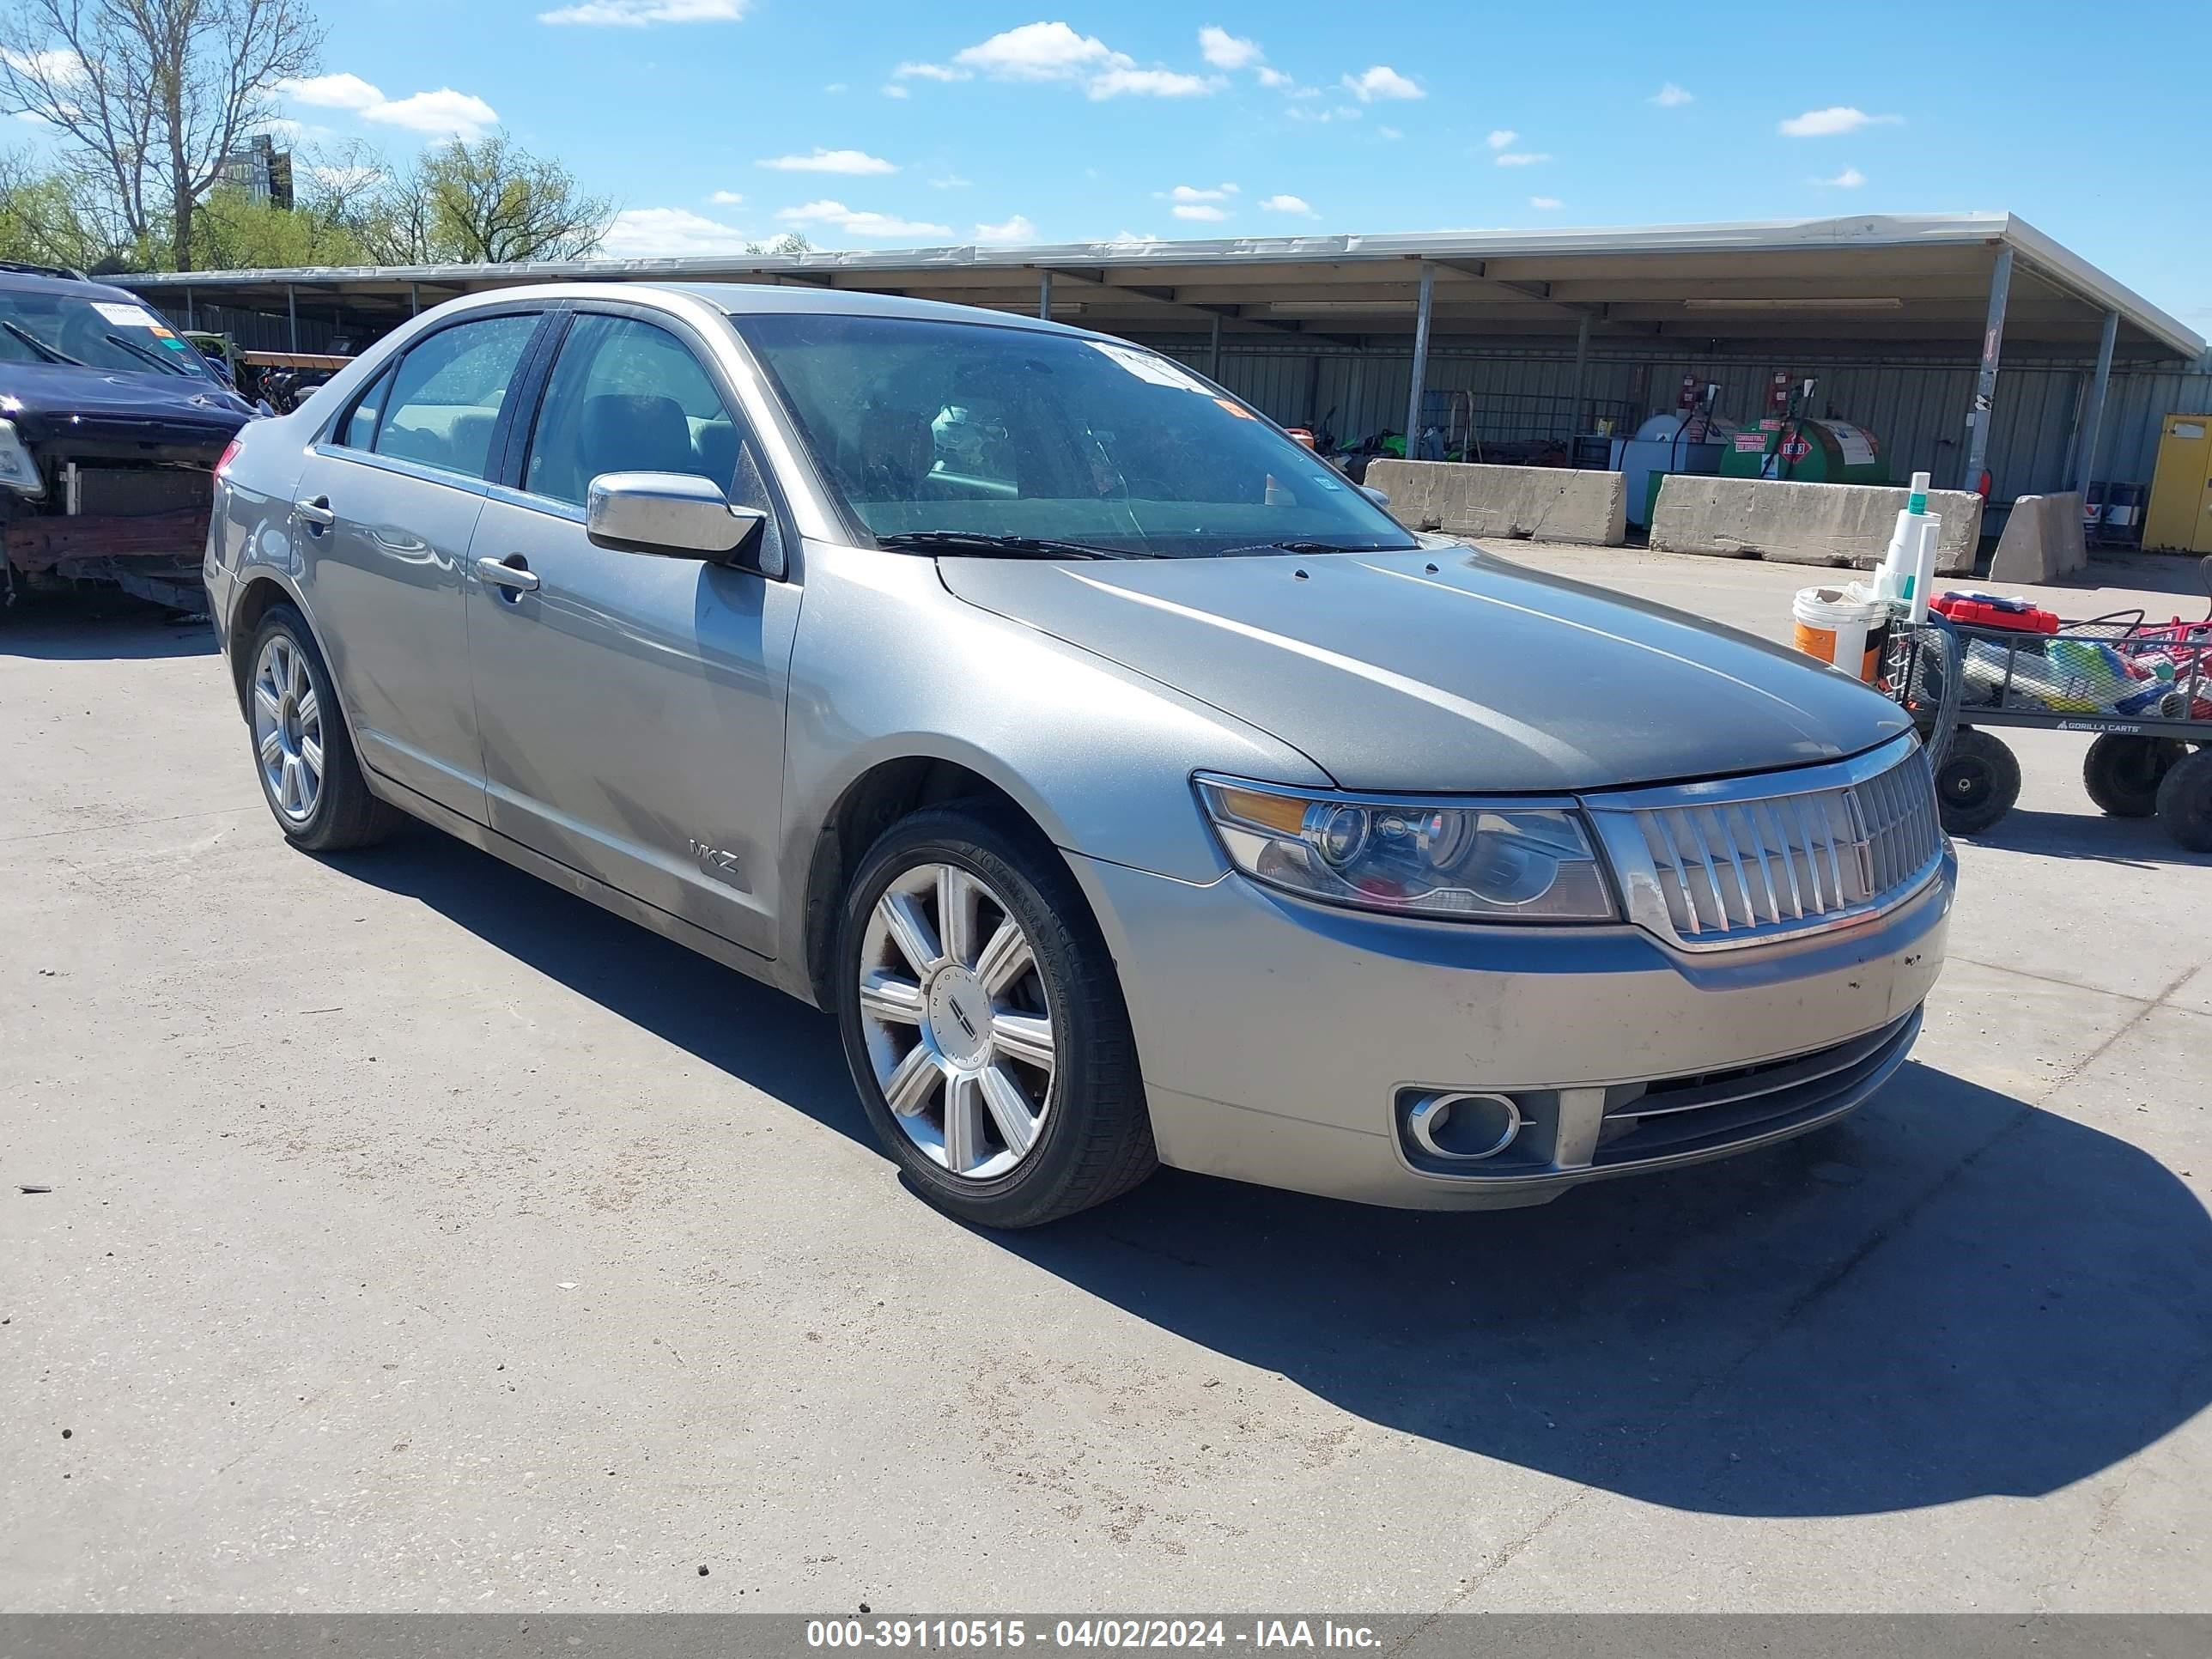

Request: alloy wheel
left=251, top=634, right=324, bottom=825
left=856, top=861, right=1057, bottom=1180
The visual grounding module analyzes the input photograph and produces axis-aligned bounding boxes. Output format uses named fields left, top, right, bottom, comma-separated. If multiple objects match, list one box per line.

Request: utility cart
left=1883, top=558, right=2212, bottom=852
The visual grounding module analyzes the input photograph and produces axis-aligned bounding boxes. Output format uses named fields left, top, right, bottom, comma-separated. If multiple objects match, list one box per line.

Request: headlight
left=1195, top=776, right=1620, bottom=923
left=0, top=420, right=43, bottom=497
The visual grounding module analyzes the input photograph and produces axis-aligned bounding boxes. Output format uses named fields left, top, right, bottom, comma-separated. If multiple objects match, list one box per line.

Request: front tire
left=245, top=605, right=399, bottom=853
left=1936, top=727, right=2021, bottom=836
left=836, top=803, right=1156, bottom=1228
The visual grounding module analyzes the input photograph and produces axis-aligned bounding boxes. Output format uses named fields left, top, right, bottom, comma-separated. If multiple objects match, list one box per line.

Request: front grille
left=1593, top=1008, right=1921, bottom=1166
left=75, top=465, right=212, bottom=520
left=1589, top=738, right=1942, bottom=951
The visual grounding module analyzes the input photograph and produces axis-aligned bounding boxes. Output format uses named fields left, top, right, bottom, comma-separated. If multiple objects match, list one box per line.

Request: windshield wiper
left=106, top=331, right=194, bottom=377
left=875, top=531, right=1151, bottom=560
left=1, top=319, right=84, bottom=366
left=1222, top=538, right=1412, bottom=556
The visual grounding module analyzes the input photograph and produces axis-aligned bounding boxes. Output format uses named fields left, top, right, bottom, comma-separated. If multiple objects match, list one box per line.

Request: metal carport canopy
left=124, top=212, right=2203, bottom=362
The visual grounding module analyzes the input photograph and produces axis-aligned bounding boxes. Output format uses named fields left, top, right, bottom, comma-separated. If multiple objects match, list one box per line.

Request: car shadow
left=335, top=824, right=2212, bottom=1521
left=0, top=590, right=216, bottom=659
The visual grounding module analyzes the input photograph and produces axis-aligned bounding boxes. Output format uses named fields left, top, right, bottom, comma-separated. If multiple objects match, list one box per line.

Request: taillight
left=215, top=437, right=242, bottom=478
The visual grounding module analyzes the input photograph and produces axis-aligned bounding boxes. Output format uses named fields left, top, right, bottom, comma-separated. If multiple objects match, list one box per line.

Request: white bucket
left=1792, top=586, right=1889, bottom=684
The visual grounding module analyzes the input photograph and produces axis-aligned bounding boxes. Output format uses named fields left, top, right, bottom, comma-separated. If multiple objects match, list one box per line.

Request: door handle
left=477, top=554, right=541, bottom=594
left=295, top=495, right=336, bottom=530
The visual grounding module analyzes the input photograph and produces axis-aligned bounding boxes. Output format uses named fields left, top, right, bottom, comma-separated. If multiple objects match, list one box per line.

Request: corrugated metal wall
left=1148, top=338, right=2212, bottom=506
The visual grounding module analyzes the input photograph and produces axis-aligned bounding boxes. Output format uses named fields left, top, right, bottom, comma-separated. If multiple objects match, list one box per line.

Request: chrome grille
left=1589, top=738, right=1943, bottom=951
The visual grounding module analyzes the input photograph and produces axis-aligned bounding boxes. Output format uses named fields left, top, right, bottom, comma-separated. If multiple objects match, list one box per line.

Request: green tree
left=0, top=147, right=149, bottom=270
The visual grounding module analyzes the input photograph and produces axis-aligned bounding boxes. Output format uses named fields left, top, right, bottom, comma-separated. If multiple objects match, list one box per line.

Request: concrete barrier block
left=1989, top=492, right=2089, bottom=584
left=1364, top=459, right=1626, bottom=546
left=1649, top=476, right=1981, bottom=575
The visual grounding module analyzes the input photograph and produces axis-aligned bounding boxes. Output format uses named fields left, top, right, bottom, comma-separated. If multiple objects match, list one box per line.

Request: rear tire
left=2156, top=748, right=2212, bottom=854
left=244, top=604, right=400, bottom=853
left=1935, top=728, right=2021, bottom=836
left=2082, top=733, right=2184, bottom=818
left=836, top=802, right=1156, bottom=1228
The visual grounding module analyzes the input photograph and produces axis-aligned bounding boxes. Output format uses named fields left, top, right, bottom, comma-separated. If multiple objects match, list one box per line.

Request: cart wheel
left=1936, top=728, right=2021, bottom=836
left=2155, top=747, right=2212, bottom=854
left=2082, top=733, right=2186, bottom=819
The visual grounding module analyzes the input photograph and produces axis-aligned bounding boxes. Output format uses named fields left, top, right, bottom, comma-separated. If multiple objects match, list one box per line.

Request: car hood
left=937, top=544, right=1912, bottom=793
left=0, top=361, right=255, bottom=445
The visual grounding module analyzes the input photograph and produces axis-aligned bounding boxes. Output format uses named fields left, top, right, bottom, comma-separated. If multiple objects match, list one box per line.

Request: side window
left=526, top=313, right=739, bottom=505
left=336, top=362, right=396, bottom=452
left=372, top=313, right=540, bottom=483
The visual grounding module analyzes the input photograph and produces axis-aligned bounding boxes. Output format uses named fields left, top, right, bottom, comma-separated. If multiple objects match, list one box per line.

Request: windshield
left=732, top=312, right=1417, bottom=558
left=0, top=289, right=214, bottom=380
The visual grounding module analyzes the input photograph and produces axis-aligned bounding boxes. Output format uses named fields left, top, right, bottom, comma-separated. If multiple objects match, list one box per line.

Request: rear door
left=462, top=303, right=801, bottom=959
left=294, top=307, right=551, bottom=820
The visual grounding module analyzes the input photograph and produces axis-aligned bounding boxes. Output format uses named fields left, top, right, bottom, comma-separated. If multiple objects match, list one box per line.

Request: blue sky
left=224, top=2, right=2212, bottom=328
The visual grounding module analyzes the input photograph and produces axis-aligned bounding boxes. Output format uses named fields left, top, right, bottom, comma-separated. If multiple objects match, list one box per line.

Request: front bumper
left=1071, top=847, right=1953, bottom=1210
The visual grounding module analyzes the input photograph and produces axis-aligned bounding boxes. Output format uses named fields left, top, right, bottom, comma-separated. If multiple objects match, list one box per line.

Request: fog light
left=1407, top=1091, right=1523, bottom=1162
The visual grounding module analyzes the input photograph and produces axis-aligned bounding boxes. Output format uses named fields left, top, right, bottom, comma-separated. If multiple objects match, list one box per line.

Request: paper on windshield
left=92, top=301, right=164, bottom=329
left=1090, top=340, right=1212, bottom=394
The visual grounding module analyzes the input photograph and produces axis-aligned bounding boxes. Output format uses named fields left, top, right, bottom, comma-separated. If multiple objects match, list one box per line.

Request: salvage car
left=0, top=264, right=257, bottom=610
left=204, top=284, right=1954, bottom=1227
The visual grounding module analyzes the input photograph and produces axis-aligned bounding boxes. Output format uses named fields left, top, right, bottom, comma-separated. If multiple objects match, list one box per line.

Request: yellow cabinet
left=2145, top=413, right=2212, bottom=553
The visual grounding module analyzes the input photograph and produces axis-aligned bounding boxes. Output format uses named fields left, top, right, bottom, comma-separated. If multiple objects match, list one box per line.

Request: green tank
left=1721, top=417, right=1890, bottom=486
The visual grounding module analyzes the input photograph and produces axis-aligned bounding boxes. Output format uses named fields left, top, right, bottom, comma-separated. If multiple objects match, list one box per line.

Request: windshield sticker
left=1211, top=396, right=1255, bottom=420
left=161, top=337, right=191, bottom=351
left=1090, top=340, right=1211, bottom=393
left=92, top=301, right=163, bottom=329
left=1308, top=473, right=1344, bottom=490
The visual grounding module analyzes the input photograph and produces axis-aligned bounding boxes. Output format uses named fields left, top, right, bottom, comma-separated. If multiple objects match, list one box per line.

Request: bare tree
left=0, top=0, right=323, bottom=270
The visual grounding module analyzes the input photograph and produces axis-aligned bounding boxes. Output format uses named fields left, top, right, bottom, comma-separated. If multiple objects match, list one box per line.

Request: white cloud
left=1493, top=150, right=1550, bottom=167
left=1529, top=196, right=1562, bottom=210
left=1106, top=230, right=1161, bottom=247
left=931, top=21, right=1224, bottom=100
left=1814, top=166, right=1867, bottom=188
left=1342, top=65, right=1422, bottom=101
left=880, top=83, right=908, bottom=98
left=600, top=207, right=755, bottom=256
left=1198, top=26, right=1261, bottom=70
left=974, top=213, right=1037, bottom=245
left=1779, top=105, right=1903, bottom=137
left=1160, top=183, right=1238, bottom=203
left=279, top=72, right=497, bottom=138
left=775, top=199, right=951, bottom=240
left=1255, top=66, right=1292, bottom=89
left=312, top=163, right=387, bottom=193
left=708, top=189, right=744, bottom=205
left=1285, top=104, right=1360, bottom=124
left=929, top=173, right=972, bottom=189
left=823, top=82, right=847, bottom=94
left=1090, top=67, right=1219, bottom=99
left=2, top=47, right=85, bottom=85
left=1378, top=125, right=1402, bottom=141
left=1172, top=204, right=1227, bottom=222
left=1485, top=128, right=1516, bottom=149
left=1651, top=82, right=1693, bottom=106
left=1258, top=193, right=1316, bottom=216
left=277, top=71, right=386, bottom=111
left=954, top=21, right=1120, bottom=80
left=538, top=0, right=747, bottom=24
left=756, top=147, right=897, bottom=174
left=365, top=88, right=498, bottom=138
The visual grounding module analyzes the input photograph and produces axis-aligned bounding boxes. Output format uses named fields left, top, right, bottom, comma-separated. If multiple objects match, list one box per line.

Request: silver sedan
left=204, top=283, right=1953, bottom=1226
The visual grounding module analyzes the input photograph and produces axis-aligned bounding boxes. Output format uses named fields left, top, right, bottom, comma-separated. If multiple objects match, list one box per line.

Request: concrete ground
left=3, top=550, right=2209, bottom=1615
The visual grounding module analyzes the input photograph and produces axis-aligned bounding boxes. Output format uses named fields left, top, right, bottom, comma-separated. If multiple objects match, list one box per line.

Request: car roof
left=441, top=280, right=1091, bottom=340
left=0, top=267, right=145, bottom=305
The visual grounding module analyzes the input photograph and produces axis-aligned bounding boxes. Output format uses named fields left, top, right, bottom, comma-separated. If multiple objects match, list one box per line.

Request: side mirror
left=586, top=471, right=764, bottom=565
left=1360, top=484, right=1391, bottom=507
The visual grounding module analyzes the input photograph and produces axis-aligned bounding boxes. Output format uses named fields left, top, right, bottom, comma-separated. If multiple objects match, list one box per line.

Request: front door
left=296, top=308, right=548, bottom=819
left=464, top=307, right=800, bottom=959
